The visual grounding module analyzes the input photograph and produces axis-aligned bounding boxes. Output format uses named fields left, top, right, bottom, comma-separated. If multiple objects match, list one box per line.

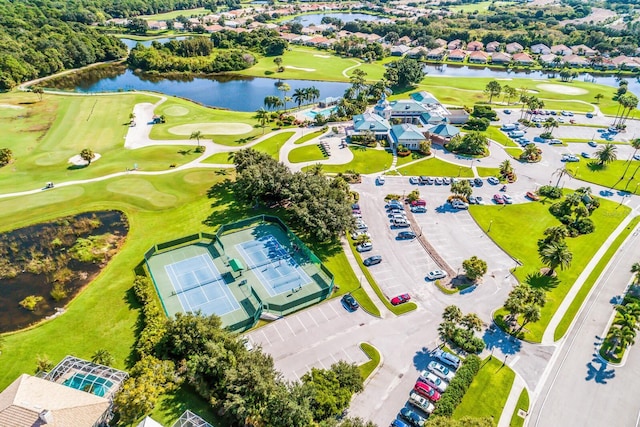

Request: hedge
left=432, top=354, right=482, bottom=418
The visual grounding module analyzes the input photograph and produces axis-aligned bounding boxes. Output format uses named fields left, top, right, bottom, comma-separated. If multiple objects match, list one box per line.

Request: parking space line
left=306, top=311, right=319, bottom=327
left=297, top=316, right=308, bottom=332
left=328, top=303, right=339, bottom=315
left=342, top=348, right=354, bottom=362
left=273, top=325, right=285, bottom=342
left=318, top=306, right=330, bottom=322
left=285, top=320, right=296, bottom=335
left=330, top=353, right=339, bottom=363
left=260, top=330, right=271, bottom=345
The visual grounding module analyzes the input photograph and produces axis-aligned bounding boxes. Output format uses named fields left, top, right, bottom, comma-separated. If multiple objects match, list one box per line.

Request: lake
left=120, top=36, right=188, bottom=49
left=46, top=64, right=350, bottom=112
left=286, top=12, right=380, bottom=26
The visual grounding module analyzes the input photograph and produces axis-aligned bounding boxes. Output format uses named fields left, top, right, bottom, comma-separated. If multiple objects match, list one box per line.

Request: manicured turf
left=358, top=343, right=381, bottom=380
left=448, top=0, right=492, bottom=12
left=202, top=152, right=234, bottom=164
left=505, top=147, right=524, bottom=159
left=396, top=157, right=475, bottom=177
left=288, top=144, right=328, bottom=163
left=476, top=166, right=501, bottom=177
left=252, top=131, right=295, bottom=160
left=470, top=194, right=630, bottom=342
left=566, top=160, right=640, bottom=194
left=139, top=7, right=209, bottom=20
left=509, top=388, right=530, bottom=427
left=150, top=383, right=220, bottom=427
left=554, top=215, right=640, bottom=340
left=149, top=96, right=262, bottom=146
left=452, top=357, right=515, bottom=421
left=294, top=129, right=325, bottom=145
left=319, top=146, right=394, bottom=174
left=599, top=334, right=625, bottom=364
left=395, top=151, right=427, bottom=167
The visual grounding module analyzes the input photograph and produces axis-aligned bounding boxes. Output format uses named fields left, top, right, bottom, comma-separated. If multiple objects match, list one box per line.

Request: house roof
left=506, top=42, right=523, bottom=52
left=428, top=123, right=460, bottom=138
left=448, top=49, right=466, bottom=58
left=491, top=52, right=511, bottom=61
left=513, top=52, right=534, bottom=62
left=467, top=41, right=484, bottom=50
left=391, top=124, right=425, bottom=142
left=390, top=100, right=430, bottom=114
left=469, top=51, right=489, bottom=59
left=539, top=53, right=556, bottom=63
left=0, top=374, right=110, bottom=427
left=551, top=44, right=571, bottom=54
left=410, top=91, right=438, bottom=105
left=565, top=54, right=587, bottom=64
left=137, top=416, right=164, bottom=427
left=353, top=113, right=391, bottom=132
left=531, top=43, right=551, bottom=53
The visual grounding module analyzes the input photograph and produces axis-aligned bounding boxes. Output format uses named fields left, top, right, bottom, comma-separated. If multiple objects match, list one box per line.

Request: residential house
left=551, top=44, right=572, bottom=56
left=564, top=54, right=588, bottom=67
left=301, top=27, right=318, bottom=35
left=224, top=20, right=239, bottom=28
left=435, top=38, right=448, bottom=48
left=389, top=124, right=426, bottom=150
left=611, top=56, right=640, bottom=70
left=173, top=22, right=185, bottom=31
left=407, top=46, right=428, bottom=59
left=491, top=52, right=512, bottom=64
left=427, top=47, right=446, bottom=60
left=571, top=44, right=597, bottom=57
left=467, top=41, right=484, bottom=51
left=448, top=49, right=467, bottom=62
left=530, top=43, right=551, bottom=55
left=280, top=33, right=299, bottom=42
left=306, top=36, right=330, bottom=47
left=598, top=58, right=617, bottom=70
left=398, top=35, right=413, bottom=45
left=350, top=113, right=392, bottom=140
left=390, top=45, right=411, bottom=56
left=505, top=42, right=523, bottom=54
left=469, top=51, right=489, bottom=63
left=486, top=41, right=501, bottom=52
left=205, top=24, right=224, bottom=33
left=539, top=53, right=557, bottom=66
left=292, top=35, right=313, bottom=44
left=448, top=39, right=463, bottom=50
left=512, top=52, right=534, bottom=65
left=147, top=20, right=167, bottom=30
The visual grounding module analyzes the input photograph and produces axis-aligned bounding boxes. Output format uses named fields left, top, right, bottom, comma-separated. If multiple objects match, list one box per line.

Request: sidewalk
left=498, top=374, right=527, bottom=427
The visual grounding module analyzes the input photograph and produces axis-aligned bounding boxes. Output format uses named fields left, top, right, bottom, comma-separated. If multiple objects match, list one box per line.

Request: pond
left=46, top=64, right=351, bottom=112
left=0, top=211, right=128, bottom=333
left=120, top=36, right=188, bottom=50
left=286, top=12, right=380, bottom=26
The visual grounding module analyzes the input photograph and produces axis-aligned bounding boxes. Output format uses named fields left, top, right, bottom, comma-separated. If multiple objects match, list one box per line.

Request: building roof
left=551, top=44, right=571, bottom=54
left=469, top=51, right=489, bottom=60
left=420, top=112, right=446, bottom=124
left=491, top=52, right=511, bottom=62
left=391, top=124, right=425, bottom=142
left=506, top=42, right=523, bottom=52
left=390, top=100, right=430, bottom=114
left=0, top=374, right=110, bottom=427
left=410, top=91, right=438, bottom=105
left=467, top=41, right=484, bottom=51
left=428, top=123, right=460, bottom=138
left=353, top=113, right=391, bottom=132
left=137, top=416, right=165, bottom=427
left=513, top=52, right=534, bottom=62
left=448, top=49, right=466, bottom=59
left=531, top=43, right=551, bottom=54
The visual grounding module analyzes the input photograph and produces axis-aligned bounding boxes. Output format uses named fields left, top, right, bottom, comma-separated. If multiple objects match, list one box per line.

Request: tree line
left=211, top=28, right=288, bottom=57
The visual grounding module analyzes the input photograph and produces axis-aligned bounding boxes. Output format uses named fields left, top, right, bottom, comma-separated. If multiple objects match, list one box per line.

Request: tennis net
left=171, top=277, right=225, bottom=296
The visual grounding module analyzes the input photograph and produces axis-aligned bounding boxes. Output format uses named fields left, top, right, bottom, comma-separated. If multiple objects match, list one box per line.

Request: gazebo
left=428, top=123, right=460, bottom=144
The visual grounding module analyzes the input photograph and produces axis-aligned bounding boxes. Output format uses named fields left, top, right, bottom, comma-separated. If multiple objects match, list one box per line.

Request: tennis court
left=235, top=234, right=312, bottom=297
left=165, top=253, right=240, bottom=316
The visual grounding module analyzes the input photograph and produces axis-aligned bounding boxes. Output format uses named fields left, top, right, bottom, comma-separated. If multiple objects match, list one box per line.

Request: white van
left=501, top=123, right=518, bottom=131
left=508, top=130, right=525, bottom=138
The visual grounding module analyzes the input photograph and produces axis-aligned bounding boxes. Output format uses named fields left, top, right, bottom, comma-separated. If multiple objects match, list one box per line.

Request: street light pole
left=488, top=219, right=493, bottom=232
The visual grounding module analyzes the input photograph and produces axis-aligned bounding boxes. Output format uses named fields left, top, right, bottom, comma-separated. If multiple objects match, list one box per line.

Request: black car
left=351, top=203, right=360, bottom=210
left=341, top=294, right=359, bottom=311
left=473, top=177, right=483, bottom=187
left=363, top=255, right=382, bottom=266
left=397, top=231, right=417, bottom=240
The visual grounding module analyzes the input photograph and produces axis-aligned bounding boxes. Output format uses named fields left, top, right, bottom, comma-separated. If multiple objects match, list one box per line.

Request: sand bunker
left=68, top=153, right=102, bottom=166
left=0, top=104, right=24, bottom=109
left=314, top=54, right=331, bottom=58
left=286, top=66, right=316, bottom=72
left=168, top=123, right=253, bottom=136
left=537, top=84, right=588, bottom=95
left=163, top=106, right=189, bottom=116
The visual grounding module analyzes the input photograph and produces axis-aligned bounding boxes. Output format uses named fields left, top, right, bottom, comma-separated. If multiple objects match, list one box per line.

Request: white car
left=502, top=194, right=513, bottom=204
left=356, top=242, right=373, bottom=252
left=434, top=177, right=444, bottom=185
left=487, top=176, right=500, bottom=185
left=409, top=177, right=420, bottom=184
left=376, top=175, right=385, bottom=185
left=419, top=370, right=448, bottom=393
left=428, top=361, right=455, bottom=381
left=443, top=177, right=451, bottom=185
left=451, top=200, right=469, bottom=210
left=426, top=270, right=447, bottom=281
left=408, top=391, right=435, bottom=414
left=351, top=231, right=371, bottom=240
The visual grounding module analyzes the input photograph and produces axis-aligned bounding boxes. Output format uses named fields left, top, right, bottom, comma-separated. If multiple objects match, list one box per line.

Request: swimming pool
left=304, top=106, right=338, bottom=119
left=63, top=372, right=113, bottom=397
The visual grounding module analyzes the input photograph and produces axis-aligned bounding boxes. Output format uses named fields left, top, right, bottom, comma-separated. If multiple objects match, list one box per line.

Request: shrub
left=50, top=283, right=68, bottom=301
left=464, top=117, right=490, bottom=131
left=19, top=295, right=43, bottom=311
left=432, top=354, right=481, bottom=417
left=133, top=275, right=168, bottom=356
left=538, top=185, right=562, bottom=199
left=472, top=105, right=497, bottom=120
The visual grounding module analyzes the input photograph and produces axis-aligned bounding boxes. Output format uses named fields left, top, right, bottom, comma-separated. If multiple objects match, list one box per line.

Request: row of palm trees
left=606, top=263, right=640, bottom=356
left=612, top=93, right=639, bottom=128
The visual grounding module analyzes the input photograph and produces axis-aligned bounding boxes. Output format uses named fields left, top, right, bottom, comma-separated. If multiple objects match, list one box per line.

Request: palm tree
left=293, top=88, right=306, bottom=109
left=553, top=167, right=569, bottom=188
left=622, top=139, right=640, bottom=180
left=308, top=163, right=324, bottom=176
left=278, top=83, right=291, bottom=110
left=438, top=320, right=456, bottom=341
left=308, top=86, right=320, bottom=104
left=499, top=159, right=513, bottom=177
left=190, top=130, right=202, bottom=148
left=503, top=85, right=516, bottom=105
left=595, top=143, right=617, bottom=166
left=255, top=108, right=269, bottom=134
left=264, top=95, right=280, bottom=111
left=594, top=93, right=604, bottom=104
left=631, top=262, right=640, bottom=284
left=461, top=313, right=483, bottom=331
left=543, top=117, right=558, bottom=136
left=619, top=93, right=639, bottom=126
left=539, top=241, right=573, bottom=276
left=518, top=304, right=541, bottom=332
left=91, top=349, right=115, bottom=366
left=442, top=305, right=462, bottom=322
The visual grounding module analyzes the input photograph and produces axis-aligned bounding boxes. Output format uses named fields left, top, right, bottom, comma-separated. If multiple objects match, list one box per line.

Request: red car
left=391, top=293, right=411, bottom=305
left=493, top=194, right=505, bottom=204
left=414, top=380, right=441, bottom=402
left=526, top=191, right=540, bottom=201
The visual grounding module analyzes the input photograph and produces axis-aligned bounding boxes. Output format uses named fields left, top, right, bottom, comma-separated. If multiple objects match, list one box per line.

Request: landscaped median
left=566, top=160, right=640, bottom=194
left=470, top=193, right=630, bottom=342
left=293, top=128, right=325, bottom=145
left=395, top=157, right=475, bottom=178
left=509, top=388, right=530, bottom=427
left=346, top=236, right=417, bottom=315
left=358, top=342, right=382, bottom=381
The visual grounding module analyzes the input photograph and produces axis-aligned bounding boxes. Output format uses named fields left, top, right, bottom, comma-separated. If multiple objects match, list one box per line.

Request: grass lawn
left=150, top=383, right=220, bottom=427
left=554, top=215, right=640, bottom=340
left=484, top=126, right=519, bottom=148
left=319, top=146, right=394, bottom=174
left=476, top=166, right=501, bottom=177
left=505, top=147, right=524, bottom=159
left=599, top=335, right=625, bottom=364
left=139, top=7, right=209, bottom=20
left=566, top=160, right=640, bottom=194
left=448, top=0, right=492, bottom=12
left=396, top=157, right=475, bottom=177
left=358, top=343, right=381, bottom=381
left=202, top=152, right=234, bottom=164
left=509, top=388, right=530, bottom=427
left=395, top=151, right=427, bottom=167
left=294, top=129, right=325, bottom=145
left=288, top=144, right=328, bottom=163
left=452, top=357, right=515, bottom=420
left=470, top=194, right=630, bottom=342
left=149, top=96, right=262, bottom=146
left=252, top=131, right=295, bottom=160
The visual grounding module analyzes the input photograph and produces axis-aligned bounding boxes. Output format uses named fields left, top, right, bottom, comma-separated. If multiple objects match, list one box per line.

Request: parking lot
left=247, top=298, right=373, bottom=381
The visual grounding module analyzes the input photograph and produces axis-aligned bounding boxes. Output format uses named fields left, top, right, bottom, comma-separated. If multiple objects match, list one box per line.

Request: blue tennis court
left=235, top=235, right=312, bottom=297
left=165, top=254, right=240, bottom=316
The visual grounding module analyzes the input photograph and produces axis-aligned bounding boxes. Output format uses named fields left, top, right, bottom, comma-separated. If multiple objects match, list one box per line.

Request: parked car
left=399, top=407, right=426, bottom=427
left=434, top=177, right=444, bottom=185
left=352, top=203, right=360, bottom=210
left=411, top=206, right=427, bottom=213
left=581, top=152, right=590, bottom=158
left=493, top=194, right=505, bottom=204
left=634, top=154, right=640, bottom=161
left=586, top=112, right=594, bottom=118
left=425, top=177, right=434, bottom=185
left=504, top=109, right=511, bottom=114
left=561, top=110, right=574, bottom=116
left=451, top=200, right=469, bottom=210
left=419, top=370, right=448, bottom=393
left=426, top=270, right=447, bottom=281
left=487, top=176, right=500, bottom=185
left=391, top=293, right=411, bottom=305
left=443, top=177, right=451, bottom=185
left=548, top=139, right=563, bottom=145
left=376, top=175, right=385, bottom=185
left=391, top=419, right=411, bottom=427
left=473, top=177, right=483, bottom=187
left=408, top=392, right=435, bottom=414
left=341, top=294, right=359, bottom=311
left=419, top=176, right=430, bottom=184
left=427, top=361, right=455, bottom=381
left=363, top=255, right=382, bottom=266
left=414, top=380, right=441, bottom=402
left=397, top=231, right=417, bottom=240
left=393, top=219, right=411, bottom=228
left=468, top=196, right=479, bottom=205
left=356, top=242, right=373, bottom=252
left=561, top=154, right=580, bottom=162
left=526, top=191, right=540, bottom=201
left=409, top=177, right=420, bottom=185
left=411, top=199, right=427, bottom=207
left=432, top=349, right=461, bottom=369
left=588, top=141, right=598, bottom=148
left=351, top=230, right=371, bottom=240
left=502, top=194, right=513, bottom=204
